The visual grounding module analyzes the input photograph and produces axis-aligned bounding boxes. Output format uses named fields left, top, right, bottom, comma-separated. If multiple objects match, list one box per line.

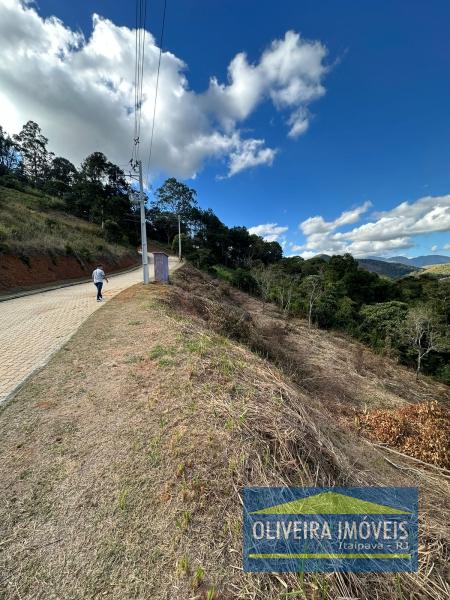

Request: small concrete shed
left=153, top=252, right=169, bottom=284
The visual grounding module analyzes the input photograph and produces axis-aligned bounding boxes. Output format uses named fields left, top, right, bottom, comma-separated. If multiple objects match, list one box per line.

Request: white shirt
left=92, top=268, right=105, bottom=284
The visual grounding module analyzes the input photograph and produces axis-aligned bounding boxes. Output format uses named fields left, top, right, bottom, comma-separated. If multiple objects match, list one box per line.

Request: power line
left=145, top=0, right=167, bottom=184
left=131, top=0, right=148, bottom=166
left=131, top=0, right=140, bottom=163
left=137, top=0, right=147, bottom=148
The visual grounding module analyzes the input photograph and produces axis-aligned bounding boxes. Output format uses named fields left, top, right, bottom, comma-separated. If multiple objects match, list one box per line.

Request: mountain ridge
left=372, top=255, right=450, bottom=267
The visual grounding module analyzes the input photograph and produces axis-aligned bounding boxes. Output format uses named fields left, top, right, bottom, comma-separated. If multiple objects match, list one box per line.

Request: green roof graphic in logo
left=250, top=491, right=410, bottom=515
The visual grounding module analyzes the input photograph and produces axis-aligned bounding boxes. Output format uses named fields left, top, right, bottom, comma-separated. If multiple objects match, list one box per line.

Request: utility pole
left=178, top=214, right=182, bottom=261
left=138, top=160, right=149, bottom=284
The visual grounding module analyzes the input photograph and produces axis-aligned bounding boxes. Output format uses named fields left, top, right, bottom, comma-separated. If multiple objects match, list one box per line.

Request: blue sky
left=1, top=0, right=449, bottom=257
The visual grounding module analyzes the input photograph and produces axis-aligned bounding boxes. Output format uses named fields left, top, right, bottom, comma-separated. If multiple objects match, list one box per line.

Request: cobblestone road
left=0, top=257, right=179, bottom=404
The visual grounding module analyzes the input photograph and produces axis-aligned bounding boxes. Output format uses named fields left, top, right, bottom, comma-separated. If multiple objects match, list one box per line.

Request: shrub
left=78, top=246, right=92, bottom=262
left=359, top=301, right=409, bottom=353
left=104, top=219, right=122, bottom=243
left=230, top=268, right=257, bottom=293
left=0, top=223, right=9, bottom=241
left=36, top=194, right=66, bottom=211
left=0, top=174, right=25, bottom=191
left=436, top=363, right=450, bottom=385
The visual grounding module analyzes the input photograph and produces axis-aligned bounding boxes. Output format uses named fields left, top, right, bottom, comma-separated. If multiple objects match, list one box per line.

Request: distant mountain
left=357, top=259, right=420, bottom=279
left=309, top=253, right=450, bottom=273
left=379, top=255, right=450, bottom=267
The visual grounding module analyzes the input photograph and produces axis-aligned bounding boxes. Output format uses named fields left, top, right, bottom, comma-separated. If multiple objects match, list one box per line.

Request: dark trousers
left=95, top=281, right=103, bottom=299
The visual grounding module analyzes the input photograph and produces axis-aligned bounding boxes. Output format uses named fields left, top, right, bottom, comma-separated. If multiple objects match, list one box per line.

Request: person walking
left=92, top=265, right=108, bottom=302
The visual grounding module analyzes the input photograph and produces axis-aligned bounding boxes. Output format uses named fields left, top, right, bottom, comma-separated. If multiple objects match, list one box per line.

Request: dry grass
left=170, top=265, right=449, bottom=415
left=0, top=185, right=133, bottom=260
left=0, top=265, right=449, bottom=599
left=360, top=401, right=450, bottom=469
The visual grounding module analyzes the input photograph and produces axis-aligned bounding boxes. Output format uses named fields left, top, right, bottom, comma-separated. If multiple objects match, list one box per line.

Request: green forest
left=1, top=120, right=449, bottom=383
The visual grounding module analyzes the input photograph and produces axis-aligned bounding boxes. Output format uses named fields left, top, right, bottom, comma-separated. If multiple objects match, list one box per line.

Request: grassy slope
left=420, top=262, right=450, bottom=278
left=0, top=266, right=449, bottom=599
left=0, top=185, right=133, bottom=260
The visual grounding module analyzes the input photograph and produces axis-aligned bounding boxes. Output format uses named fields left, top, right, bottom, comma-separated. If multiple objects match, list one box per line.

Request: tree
left=0, top=126, right=19, bottom=173
left=327, top=253, right=358, bottom=280
left=50, top=156, right=77, bottom=185
left=227, top=226, right=252, bottom=267
left=154, top=177, right=197, bottom=216
left=403, top=305, right=444, bottom=378
left=153, top=178, right=198, bottom=244
left=80, top=152, right=110, bottom=183
left=275, top=273, right=297, bottom=316
left=252, top=265, right=275, bottom=310
left=73, top=153, right=131, bottom=230
left=13, top=121, right=50, bottom=185
left=359, top=301, right=408, bottom=355
left=192, top=208, right=229, bottom=264
left=301, top=272, right=325, bottom=328
left=279, top=256, right=305, bottom=275
left=248, top=235, right=282, bottom=265
left=45, top=156, right=77, bottom=196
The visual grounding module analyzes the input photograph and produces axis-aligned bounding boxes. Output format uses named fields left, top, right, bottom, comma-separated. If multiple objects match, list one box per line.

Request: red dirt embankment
left=0, top=252, right=139, bottom=293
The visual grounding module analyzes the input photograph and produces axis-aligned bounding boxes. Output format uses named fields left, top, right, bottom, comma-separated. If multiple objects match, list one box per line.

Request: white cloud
left=227, top=138, right=277, bottom=178
left=300, top=201, right=372, bottom=235
left=0, top=0, right=329, bottom=180
left=295, top=195, right=450, bottom=258
left=287, top=108, right=310, bottom=138
left=431, top=244, right=438, bottom=252
left=203, top=31, right=327, bottom=137
left=248, top=223, right=288, bottom=242
left=337, top=196, right=450, bottom=242
left=444, top=243, right=450, bottom=251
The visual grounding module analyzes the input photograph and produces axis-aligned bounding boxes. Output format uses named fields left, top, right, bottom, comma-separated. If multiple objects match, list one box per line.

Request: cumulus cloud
left=295, top=195, right=450, bottom=258
left=336, top=196, right=450, bottom=242
left=431, top=245, right=438, bottom=252
left=0, top=0, right=329, bottom=180
left=248, top=223, right=288, bottom=242
left=300, top=201, right=372, bottom=235
left=227, top=139, right=277, bottom=178
left=203, top=31, right=327, bottom=139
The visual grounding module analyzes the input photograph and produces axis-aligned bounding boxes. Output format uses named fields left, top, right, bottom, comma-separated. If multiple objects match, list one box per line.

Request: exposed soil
left=0, top=252, right=139, bottom=293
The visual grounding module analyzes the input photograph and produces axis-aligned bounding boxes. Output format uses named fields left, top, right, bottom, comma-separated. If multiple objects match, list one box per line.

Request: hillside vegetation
left=0, top=185, right=139, bottom=292
left=0, top=119, right=280, bottom=290
left=0, top=265, right=448, bottom=599
left=1, top=120, right=448, bottom=378
left=357, top=257, right=420, bottom=279
left=420, top=262, right=450, bottom=278
left=0, top=185, right=134, bottom=260
left=213, top=255, right=450, bottom=384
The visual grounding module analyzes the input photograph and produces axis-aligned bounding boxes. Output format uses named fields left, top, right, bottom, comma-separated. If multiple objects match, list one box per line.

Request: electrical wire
left=131, top=0, right=148, bottom=166
left=145, top=0, right=167, bottom=183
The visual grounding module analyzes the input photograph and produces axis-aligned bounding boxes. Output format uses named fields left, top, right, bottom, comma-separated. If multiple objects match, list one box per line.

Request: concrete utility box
left=153, top=252, right=169, bottom=284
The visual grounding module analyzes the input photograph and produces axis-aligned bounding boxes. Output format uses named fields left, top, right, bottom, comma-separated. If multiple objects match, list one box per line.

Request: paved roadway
left=0, top=257, right=179, bottom=404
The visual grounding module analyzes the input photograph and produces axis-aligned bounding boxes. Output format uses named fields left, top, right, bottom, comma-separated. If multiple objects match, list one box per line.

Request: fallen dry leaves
left=360, top=401, right=450, bottom=469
